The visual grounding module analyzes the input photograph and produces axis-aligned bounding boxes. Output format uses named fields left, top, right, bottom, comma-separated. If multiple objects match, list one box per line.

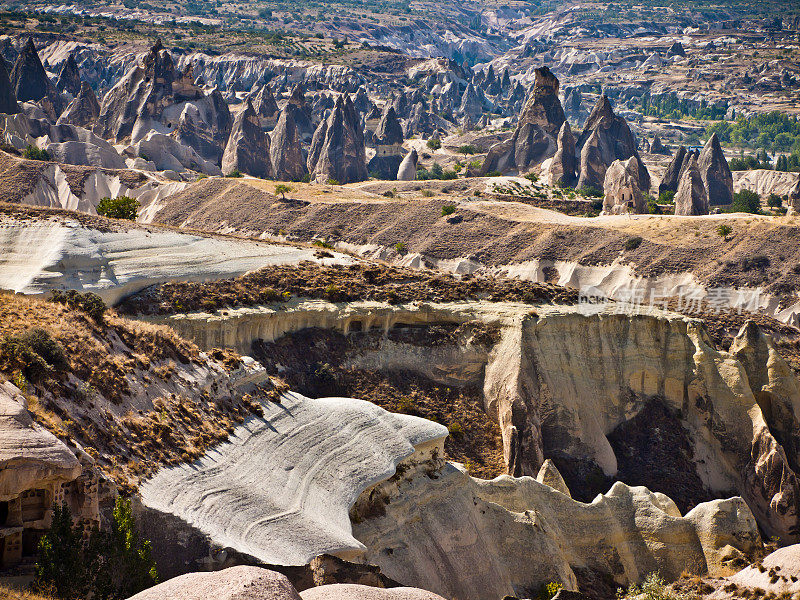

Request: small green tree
left=275, top=184, right=292, bottom=199
left=426, top=137, right=442, bottom=150
left=728, top=189, right=761, bottom=214
left=23, top=145, right=51, bottom=161
left=96, top=196, right=140, bottom=220
left=716, top=224, right=733, bottom=240
left=34, top=504, right=87, bottom=599
left=89, top=497, right=159, bottom=600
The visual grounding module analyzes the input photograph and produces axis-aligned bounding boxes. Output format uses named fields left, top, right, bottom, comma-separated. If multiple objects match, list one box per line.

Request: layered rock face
left=698, top=133, right=734, bottom=206
left=152, top=300, right=800, bottom=544
left=602, top=156, right=646, bottom=214
left=367, top=106, right=405, bottom=180
left=481, top=67, right=565, bottom=175
left=576, top=95, right=650, bottom=193
left=674, top=159, right=709, bottom=215
left=57, top=80, right=100, bottom=128
left=221, top=99, right=273, bottom=178
left=307, top=95, right=367, bottom=184
left=270, top=103, right=309, bottom=182
left=175, top=88, right=232, bottom=164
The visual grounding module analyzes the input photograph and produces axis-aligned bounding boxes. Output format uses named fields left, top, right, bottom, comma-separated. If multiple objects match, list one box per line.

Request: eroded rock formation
left=367, top=106, right=405, bottom=180
left=222, top=99, right=273, bottom=178
left=602, top=156, right=647, bottom=214
left=11, top=38, right=62, bottom=114
left=481, top=67, right=564, bottom=175
left=58, top=81, right=100, bottom=128
left=307, top=95, right=367, bottom=184
left=546, top=121, right=577, bottom=187
left=576, top=95, right=650, bottom=193
left=270, top=103, right=308, bottom=182
left=698, top=133, right=734, bottom=207
left=674, top=159, right=709, bottom=215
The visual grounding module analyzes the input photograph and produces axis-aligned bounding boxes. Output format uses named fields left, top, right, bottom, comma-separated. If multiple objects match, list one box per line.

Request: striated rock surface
left=602, top=156, right=647, bottom=214
left=140, top=392, right=448, bottom=566
left=0, top=210, right=350, bottom=304
left=175, top=88, right=232, bottom=164
left=222, top=100, right=273, bottom=178
left=270, top=103, right=308, bottom=182
left=252, top=85, right=279, bottom=122
left=152, top=300, right=800, bottom=544
left=674, top=159, right=709, bottom=215
left=57, top=81, right=100, bottom=128
left=698, top=133, right=734, bottom=207
left=481, top=66, right=564, bottom=175
left=307, top=95, right=367, bottom=184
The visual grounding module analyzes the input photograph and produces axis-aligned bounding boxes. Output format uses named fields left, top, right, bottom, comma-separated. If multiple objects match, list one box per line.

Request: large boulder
left=481, top=66, right=564, bottom=175
left=576, top=95, right=650, bottom=193
left=301, top=585, right=447, bottom=600
left=367, top=106, right=405, bottom=180
left=546, top=121, right=577, bottom=187
left=57, top=81, right=100, bottom=128
left=602, top=156, right=647, bottom=214
left=222, top=99, right=273, bottom=178
left=270, top=103, right=308, bottom=182
left=698, top=133, right=733, bottom=206
left=307, top=94, right=367, bottom=184
left=10, top=38, right=62, bottom=114
left=673, top=159, right=709, bottom=215
left=126, top=566, right=303, bottom=600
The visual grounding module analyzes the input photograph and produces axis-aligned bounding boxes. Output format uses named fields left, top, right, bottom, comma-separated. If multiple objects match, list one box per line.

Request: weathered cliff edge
left=142, top=300, right=800, bottom=544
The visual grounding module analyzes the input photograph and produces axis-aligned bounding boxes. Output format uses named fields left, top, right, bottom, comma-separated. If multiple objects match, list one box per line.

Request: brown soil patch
left=117, top=262, right=579, bottom=315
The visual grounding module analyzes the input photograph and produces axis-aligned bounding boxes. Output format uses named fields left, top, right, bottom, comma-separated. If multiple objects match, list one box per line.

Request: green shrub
left=618, top=571, right=691, bottom=600
left=426, top=137, right=442, bottom=150
left=0, top=328, right=67, bottom=384
left=767, top=193, right=783, bottom=207
left=727, top=189, right=761, bottom=214
left=274, top=184, right=292, bottom=199
left=448, top=422, right=464, bottom=437
left=716, top=224, right=732, bottom=239
left=658, top=190, right=676, bottom=204
left=50, top=290, right=106, bottom=322
left=421, top=189, right=435, bottom=197
left=577, top=185, right=603, bottom=198
left=525, top=173, right=539, bottom=183
left=395, top=242, right=407, bottom=254
left=225, top=169, right=243, bottom=178
left=456, top=144, right=479, bottom=154
left=96, top=196, right=140, bottom=220
left=624, top=236, right=643, bottom=251
left=326, top=178, right=341, bottom=185
left=23, top=144, right=51, bottom=161
left=312, top=239, right=334, bottom=249
left=486, top=170, right=502, bottom=177
left=34, top=503, right=86, bottom=599
left=647, top=200, right=661, bottom=214
left=441, top=204, right=456, bottom=216
left=538, top=582, right=563, bottom=600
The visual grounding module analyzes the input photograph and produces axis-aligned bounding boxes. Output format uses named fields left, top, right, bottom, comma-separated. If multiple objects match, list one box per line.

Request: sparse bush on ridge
left=96, top=196, right=140, bottom=221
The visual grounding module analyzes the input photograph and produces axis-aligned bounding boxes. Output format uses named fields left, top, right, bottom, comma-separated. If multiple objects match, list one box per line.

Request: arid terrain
left=3, top=1, right=800, bottom=599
